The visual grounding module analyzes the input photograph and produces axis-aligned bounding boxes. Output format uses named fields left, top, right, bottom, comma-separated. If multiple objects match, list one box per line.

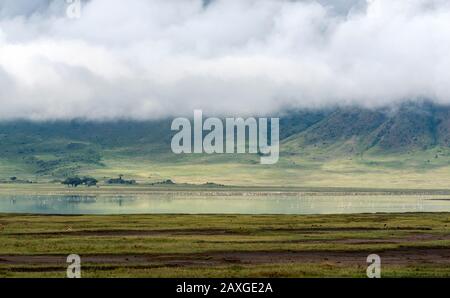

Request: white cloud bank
left=0, top=0, right=450, bottom=120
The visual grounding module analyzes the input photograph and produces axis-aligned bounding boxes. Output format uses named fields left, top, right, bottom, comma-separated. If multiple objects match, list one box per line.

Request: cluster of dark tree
left=203, top=182, right=225, bottom=187
left=106, top=175, right=136, bottom=185
left=62, top=177, right=98, bottom=187
left=150, top=179, right=175, bottom=185
left=1, top=177, right=34, bottom=184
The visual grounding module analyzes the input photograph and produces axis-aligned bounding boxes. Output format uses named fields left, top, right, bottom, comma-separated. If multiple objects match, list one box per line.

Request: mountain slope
left=1, top=101, right=450, bottom=188
left=283, top=101, right=450, bottom=155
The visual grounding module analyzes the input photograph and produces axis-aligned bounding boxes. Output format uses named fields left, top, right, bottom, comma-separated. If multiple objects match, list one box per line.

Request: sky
left=0, top=0, right=449, bottom=120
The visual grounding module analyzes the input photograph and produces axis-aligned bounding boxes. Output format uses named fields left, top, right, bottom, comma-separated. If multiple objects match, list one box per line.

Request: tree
left=106, top=175, right=136, bottom=185
left=82, top=177, right=98, bottom=187
left=62, top=177, right=83, bottom=187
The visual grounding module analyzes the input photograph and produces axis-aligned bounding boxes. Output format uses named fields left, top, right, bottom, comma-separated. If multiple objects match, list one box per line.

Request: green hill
left=1, top=101, right=450, bottom=188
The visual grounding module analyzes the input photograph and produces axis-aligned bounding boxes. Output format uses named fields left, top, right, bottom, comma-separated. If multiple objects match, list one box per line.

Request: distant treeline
left=61, top=175, right=139, bottom=187
left=0, top=177, right=34, bottom=184
left=62, top=177, right=98, bottom=187
left=106, top=175, right=136, bottom=185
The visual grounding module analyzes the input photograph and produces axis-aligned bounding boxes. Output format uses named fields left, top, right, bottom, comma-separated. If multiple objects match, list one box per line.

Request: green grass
left=3, top=121, right=450, bottom=189
left=3, top=108, right=450, bottom=189
left=25, top=146, right=450, bottom=189
left=1, top=213, right=450, bottom=277
left=2, top=117, right=450, bottom=189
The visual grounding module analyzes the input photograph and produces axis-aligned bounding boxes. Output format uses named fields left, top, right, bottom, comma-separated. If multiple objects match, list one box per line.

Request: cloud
left=0, top=0, right=449, bottom=120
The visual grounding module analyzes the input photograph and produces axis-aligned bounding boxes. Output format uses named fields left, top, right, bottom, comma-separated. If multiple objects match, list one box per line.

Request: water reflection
left=0, top=194, right=449, bottom=215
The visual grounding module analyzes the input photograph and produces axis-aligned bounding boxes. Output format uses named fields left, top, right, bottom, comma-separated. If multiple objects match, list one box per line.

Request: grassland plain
left=4, top=149, right=450, bottom=189
left=0, top=212, right=450, bottom=277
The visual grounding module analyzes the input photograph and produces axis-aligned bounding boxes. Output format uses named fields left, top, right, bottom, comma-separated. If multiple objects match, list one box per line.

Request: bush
left=62, top=177, right=98, bottom=187
left=82, top=177, right=98, bottom=186
left=62, top=177, right=83, bottom=187
left=106, top=176, right=136, bottom=185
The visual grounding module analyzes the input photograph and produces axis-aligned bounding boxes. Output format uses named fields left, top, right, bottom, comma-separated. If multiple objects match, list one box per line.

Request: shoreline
left=2, top=183, right=450, bottom=196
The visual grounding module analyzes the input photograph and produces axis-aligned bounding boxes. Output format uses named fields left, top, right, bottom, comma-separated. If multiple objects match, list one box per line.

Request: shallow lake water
left=1, top=194, right=450, bottom=215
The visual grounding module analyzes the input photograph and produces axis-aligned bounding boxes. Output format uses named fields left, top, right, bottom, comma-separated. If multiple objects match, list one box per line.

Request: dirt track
left=8, top=225, right=437, bottom=237
left=1, top=248, right=450, bottom=268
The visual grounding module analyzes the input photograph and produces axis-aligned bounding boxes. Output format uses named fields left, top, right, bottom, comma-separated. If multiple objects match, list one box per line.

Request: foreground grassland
left=0, top=213, right=450, bottom=277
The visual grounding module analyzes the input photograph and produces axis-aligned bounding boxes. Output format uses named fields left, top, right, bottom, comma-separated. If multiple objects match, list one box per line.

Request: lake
left=1, top=194, right=450, bottom=214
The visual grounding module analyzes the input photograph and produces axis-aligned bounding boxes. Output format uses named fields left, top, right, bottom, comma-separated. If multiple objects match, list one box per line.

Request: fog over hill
left=10, top=101, right=450, bottom=151
left=1, top=0, right=450, bottom=120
